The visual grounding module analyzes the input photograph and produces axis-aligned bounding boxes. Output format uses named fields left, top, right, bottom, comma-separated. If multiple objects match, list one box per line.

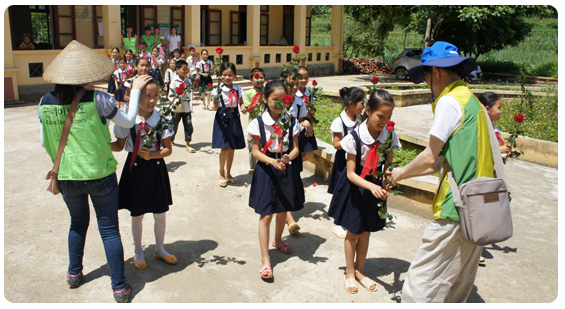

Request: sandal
left=219, top=179, right=228, bottom=187
left=272, top=242, right=293, bottom=255
left=260, top=266, right=273, bottom=280
left=186, top=146, right=196, bottom=153
left=227, top=177, right=238, bottom=184
left=288, top=222, right=301, bottom=235
left=479, top=257, right=486, bottom=266
left=133, top=257, right=147, bottom=271
left=344, top=276, right=358, bottom=294
left=357, top=276, right=378, bottom=292
left=154, top=254, right=178, bottom=265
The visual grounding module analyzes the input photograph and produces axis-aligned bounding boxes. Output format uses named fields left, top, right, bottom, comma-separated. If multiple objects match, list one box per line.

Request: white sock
left=132, top=215, right=145, bottom=261
left=153, top=212, right=170, bottom=258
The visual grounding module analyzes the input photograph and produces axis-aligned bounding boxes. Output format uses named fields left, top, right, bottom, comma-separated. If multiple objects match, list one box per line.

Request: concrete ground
left=2, top=77, right=559, bottom=303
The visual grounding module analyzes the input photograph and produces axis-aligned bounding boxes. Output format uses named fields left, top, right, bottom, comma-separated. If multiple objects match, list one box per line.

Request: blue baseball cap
left=408, top=41, right=477, bottom=84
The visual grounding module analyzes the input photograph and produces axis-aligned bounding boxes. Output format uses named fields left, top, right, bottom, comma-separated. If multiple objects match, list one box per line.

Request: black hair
left=201, top=49, right=209, bottom=55
left=339, top=87, right=366, bottom=109
left=54, top=84, right=83, bottom=105
left=125, top=49, right=133, bottom=55
left=221, top=62, right=237, bottom=75
left=134, top=57, right=150, bottom=67
left=118, top=56, right=127, bottom=63
left=111, top=47, right=120, bottom=54
left=144, top=78, right=160, bottom=89
left=144, top=25, right=152, bottom=31
left=126, top=25, right=133, bottom=29
left=175, top=59, right=188, bottom=70
left=263, top=80, right=288, bottom=111
left=365, top=89, right=395, bottom=118
left=180, top=52, right=187, bottom=56
left=297, top=65, right=309, bottom=73
left=478, top=91, right=501, bottom=108
left=188, top=46, right=196, bottom=52
left=139, top=41, right=147, bottom=47
left=154, top=26, right=160, bottom=31
left=280, top=70, right=291, bottom=79
left=249, top=67, right=265, bottom=80
left=171, top=26, right=177, bottom=31
left=172, top=49, right=180, bottom=55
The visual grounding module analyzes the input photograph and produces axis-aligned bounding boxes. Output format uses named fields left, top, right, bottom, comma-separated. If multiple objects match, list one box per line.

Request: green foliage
left=311, top=5, right=332, bottom=17
left=312, top=96, right=343, bottom=145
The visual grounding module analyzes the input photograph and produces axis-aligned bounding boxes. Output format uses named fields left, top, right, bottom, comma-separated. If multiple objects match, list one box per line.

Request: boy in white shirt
left=168, top=60, right=195, bottom=153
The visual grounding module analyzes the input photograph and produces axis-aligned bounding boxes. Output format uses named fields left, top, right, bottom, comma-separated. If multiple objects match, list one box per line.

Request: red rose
left=514, top=113, right=526, bottom=123
left=293, top=45, right=300, bottom=54
left=253, top=73, right=261, bottom=80
left=283, top=94, right=294, bottom=106
left=312, top=80, right=318, bottom=87
left=207, top=83, right=213, bottom=88
left=139, top=45, right=143, bottom=49
left=371, top=76, right=379, bottom=85
left=194, top=78, right=200, bottom=84
left=216, top=47, right=224, bottom=54
left=125, top=69, right=134, bottom=76
left=175, top=81, right=185, bottom=95
left=386, top=121, right=395, bottom=132
left=108, top=54, right=111, bottom=58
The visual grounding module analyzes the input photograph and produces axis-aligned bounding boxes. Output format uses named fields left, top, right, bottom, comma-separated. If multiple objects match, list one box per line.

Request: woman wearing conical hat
left=38, top=40, right=152, bottom=303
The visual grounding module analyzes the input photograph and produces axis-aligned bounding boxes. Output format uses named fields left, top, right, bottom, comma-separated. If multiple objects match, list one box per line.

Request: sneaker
left=113, top=283, right=132, bottom=303
left=66, top=272, right=84, bottom=289
left=330, top=225, right=347, bottom=239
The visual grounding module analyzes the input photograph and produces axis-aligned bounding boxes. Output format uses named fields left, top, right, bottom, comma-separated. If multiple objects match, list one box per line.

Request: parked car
left=392, top=48, right=483, bottom=83
left=392, top=48, right=422, bottom=80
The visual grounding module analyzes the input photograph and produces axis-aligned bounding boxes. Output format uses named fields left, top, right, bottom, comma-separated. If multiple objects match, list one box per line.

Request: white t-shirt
left=428, top=95, right=463, bottom=143
left=164, top=69, right=176, bottom=85
left=187, top=56, right=198, bottom=76
left=341, top=121, right=401, bottom=166
left=330, top=110, right=362, bottom=136
left=247, top=110, right=302, bottom=153
left=168, top=74, right=192, bottom=113
left=113, top=109, right=174, bottom=152
left=211, top=83, right=243, bottom=108
left=168, top=34, right=181, bottom=51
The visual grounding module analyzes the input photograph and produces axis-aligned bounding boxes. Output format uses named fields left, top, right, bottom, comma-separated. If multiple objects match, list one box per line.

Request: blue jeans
left=60, top=173, right=127, bottom=290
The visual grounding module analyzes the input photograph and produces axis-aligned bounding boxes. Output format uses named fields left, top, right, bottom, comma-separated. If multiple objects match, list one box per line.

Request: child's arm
left=114, top=76, right=119, bottom=91
left=138, top=137, right=173, bottom=160
left=124, top=87, right=131, bottom=102
left=252, top=137, right=286, bottom=170
left=346, top=153, right=389, bottom=200
left=287, top=134, right=301, bottom=162
left=110, top=138, right=127, bottom=152
left=239, top=96, right=248, bottom=114
left=332, top=133, right=344, bottom=150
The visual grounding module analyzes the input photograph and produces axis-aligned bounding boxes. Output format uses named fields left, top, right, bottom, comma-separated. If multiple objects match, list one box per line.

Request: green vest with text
left=39, top=90, right=117, bottom=181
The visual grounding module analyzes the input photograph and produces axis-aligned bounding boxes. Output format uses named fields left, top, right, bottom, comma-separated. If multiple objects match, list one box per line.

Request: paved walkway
left=2, top=86, right=558, bottom=303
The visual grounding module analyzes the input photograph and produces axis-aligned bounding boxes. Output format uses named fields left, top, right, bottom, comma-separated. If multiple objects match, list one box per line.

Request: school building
left=4, top=5, right=345, bottom=102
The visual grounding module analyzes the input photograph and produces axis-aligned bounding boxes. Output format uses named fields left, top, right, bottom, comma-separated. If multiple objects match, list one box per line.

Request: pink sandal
left=272, top=242, right=293, bottom=254
left=260, top=266, right=273, bottom=280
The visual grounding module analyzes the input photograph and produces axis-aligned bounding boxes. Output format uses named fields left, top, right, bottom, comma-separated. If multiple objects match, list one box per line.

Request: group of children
left=106, top=49, right=511, bottom=293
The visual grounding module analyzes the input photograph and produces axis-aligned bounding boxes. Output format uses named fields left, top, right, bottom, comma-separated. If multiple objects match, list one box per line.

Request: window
left=308, top=53, right=312, bottom=62
left=140, top=6, right=157, bottom=31
left=286, top=53, right=292, bottom=62
left=53, top=6, right=76, bottom=49
left=260, top=5, right=269, bottom=12
left=208, top=9, right=222, bottom=45
left=170, top=7, right=184, bottom=44
left=326, top=52, right=330, bottom=61
left=264, top=54, right=270, bottom=64
left=230, top=11, right=239, bottom=45
left=306, top=16, right=311, bottom=46
left=29, top=63, right=44, bottom=78
left=276, top=53, right=281, bottom=63
left=236, top=54, right=243, bottom=65
left=316, top=53, right=321, bottom=61
left=282, top=6, right=294, bottom=45
left=29, top=5, right=52, bottom=49
left=93, top=5, right=103, bottom=48
left=260, top=13, right=269, bottom=46
left=222, top=55, right=230, bottom=63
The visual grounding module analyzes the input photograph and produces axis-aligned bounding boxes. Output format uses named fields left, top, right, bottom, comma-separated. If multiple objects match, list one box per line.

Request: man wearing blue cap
left=388, top=41, right=495, bottom=302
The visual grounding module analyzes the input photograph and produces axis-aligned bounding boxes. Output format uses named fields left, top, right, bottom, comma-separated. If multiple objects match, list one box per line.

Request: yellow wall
left=269, top=6, right=283, bottom=45
left=76, top=21, right=96, bottom=49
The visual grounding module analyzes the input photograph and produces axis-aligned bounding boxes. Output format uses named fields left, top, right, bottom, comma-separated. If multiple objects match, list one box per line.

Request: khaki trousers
left=401, top=219, right=483, bottom=303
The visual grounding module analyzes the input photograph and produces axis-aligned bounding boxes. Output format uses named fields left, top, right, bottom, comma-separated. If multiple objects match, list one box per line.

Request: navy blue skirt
left=212, top=106, right=246, bottom=149
left=327, top=171, right=386, bottom=235
left=118, top=152, right=172, bottom=217
left=114, top=85, right=127, bottom=102
left=327, top=149, right=347, bottom=194
left=198, top=75, right=213, bottom=90
left=249, top=153, right=305, bottom=215
left=299, top=129, right=318, bottom=153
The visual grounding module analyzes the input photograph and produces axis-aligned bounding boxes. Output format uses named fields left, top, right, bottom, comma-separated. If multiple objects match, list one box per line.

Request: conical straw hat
left=43, top=40, right=115, bottom=85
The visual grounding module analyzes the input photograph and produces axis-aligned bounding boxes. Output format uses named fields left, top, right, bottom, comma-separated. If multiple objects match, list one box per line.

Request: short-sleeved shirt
left=428, top=96, right=462, bottom=143
left=164, top=69, right=176, bottom=85
left=289, top=88, right=310, bottom=120
left=169, top=74, right=192, bottom=113
left=150, top=57, right=165, bottom=70
left=247, top=110, right=302, bottom=153
left=340, top=121, right=401, bottom=166
left=243, top=87, right=264, bottom=122
left=211, top=83, right=243, bottom=107
left=168, top=34, right=181, bottom=51
left=187, top=56, right=198, bottom=76
left=330, top=110, right=362, bottom=136
left=113, top=109, right=174, bottom=152
left=197, top=60, right=213, bottom=74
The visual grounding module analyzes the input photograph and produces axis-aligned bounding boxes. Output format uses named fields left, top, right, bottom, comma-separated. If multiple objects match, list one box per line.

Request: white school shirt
left=197, top=60, right=213, bottom=74
left=168, top=34, right=181, bottom=51
left=114, top=109, right=174, bottom=152
left=139, top=51, right=151, bottom=59
left=428, top=96, right=463, bottom=143
left=289, top=88, right=310, bottom=120
left=187, top=56, right=198, bottom=76
left=164, top=69, right=176, bottom=85
left=330, top=110, right=362, bottom=136
left=150, top=57, right=164, bottom=70
left=211, top=83, right=243, bottom=108
left=168, top=74, right=192, bottom=113
left=247, top=110, right=302, bottom=153
left=340, top=121, right=401, bottom=167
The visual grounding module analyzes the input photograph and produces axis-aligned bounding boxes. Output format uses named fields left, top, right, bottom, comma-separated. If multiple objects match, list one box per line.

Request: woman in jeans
left=38, top=40, right=151, bottom=303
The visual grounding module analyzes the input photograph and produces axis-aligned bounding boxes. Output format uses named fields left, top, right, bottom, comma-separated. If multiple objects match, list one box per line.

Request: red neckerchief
left=495, top=131, right=504, bottom=144
left=227, top=89, right=238, bottom=111
left=249, top=92, right=262, bottom=111
left=360, top=141, right=381, bottom=179
left=204, top=62, right=209, bottom=72
left=263, top=123, right=283, bottom=155
left=130, top=122, right=147, bottom=171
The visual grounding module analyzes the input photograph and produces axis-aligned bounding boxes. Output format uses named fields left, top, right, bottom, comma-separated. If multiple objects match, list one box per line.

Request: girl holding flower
left=197, top=49, right=214, bottom=110
left=478, top=92, right=512, bottom=156
left=111, top=78, right=177, bottom=271
left=211, top=62, right=246, bottom=187
left=247, top=80, right=304, bottom=280
left=328, top=89, right=400, bottom=294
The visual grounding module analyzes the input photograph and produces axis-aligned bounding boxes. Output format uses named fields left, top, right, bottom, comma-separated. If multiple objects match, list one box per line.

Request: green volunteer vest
left=431, top=80, right=494, bottom=221
left=39, top=90, right=117, bottom=181
left=141, top=34, right=156, bottom=50
left=123, top=34, right=137, bottom=52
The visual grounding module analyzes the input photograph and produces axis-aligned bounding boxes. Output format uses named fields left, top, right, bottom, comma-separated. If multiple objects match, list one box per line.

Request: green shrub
left=312, top=95, right=343, bottom=145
